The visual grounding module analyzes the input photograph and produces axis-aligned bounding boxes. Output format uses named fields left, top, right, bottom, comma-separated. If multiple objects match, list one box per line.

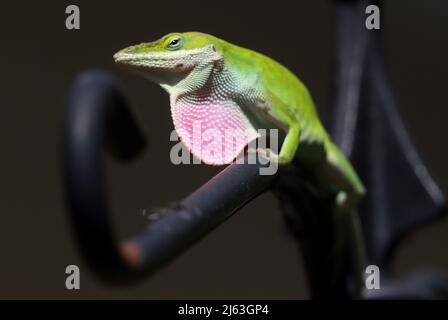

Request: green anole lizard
left=115, top=32, right=368, bottom=294
left=114, top=32, right=365, bottom=212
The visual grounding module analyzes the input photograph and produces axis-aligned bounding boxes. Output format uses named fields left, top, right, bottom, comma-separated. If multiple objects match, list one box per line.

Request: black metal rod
left=127, top=159, right=275, bottom=279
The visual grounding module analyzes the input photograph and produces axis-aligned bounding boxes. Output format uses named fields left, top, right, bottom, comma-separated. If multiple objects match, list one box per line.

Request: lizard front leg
left=278, top=125, right=300, bottom=164
left=254, top=125, right=301, bottom=165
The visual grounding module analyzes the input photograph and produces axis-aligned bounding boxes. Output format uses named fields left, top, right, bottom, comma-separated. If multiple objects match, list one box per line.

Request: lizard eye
left=167, top=37, right=182, bottom=50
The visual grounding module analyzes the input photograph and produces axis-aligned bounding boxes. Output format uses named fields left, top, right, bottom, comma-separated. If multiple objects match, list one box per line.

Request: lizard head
left=114, top=32, right=260, bottom=166
left=114, top=32, right=222, bottom=87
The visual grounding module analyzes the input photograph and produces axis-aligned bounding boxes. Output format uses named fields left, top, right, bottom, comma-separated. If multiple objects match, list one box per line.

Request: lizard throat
left=170, top=95, right=259, bottom=165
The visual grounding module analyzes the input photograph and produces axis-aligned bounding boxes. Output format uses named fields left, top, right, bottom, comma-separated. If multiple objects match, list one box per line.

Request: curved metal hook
left=63, top=70, right=276, bottom=284
left=329, top=0, right=446, bottom=270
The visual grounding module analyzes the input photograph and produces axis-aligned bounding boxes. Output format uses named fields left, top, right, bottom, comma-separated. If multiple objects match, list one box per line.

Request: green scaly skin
left=114, top=33, right=367, bottom=292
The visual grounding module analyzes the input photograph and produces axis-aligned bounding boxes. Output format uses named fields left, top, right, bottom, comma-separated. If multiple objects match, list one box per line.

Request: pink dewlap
left=171, top=101, right=259, bottom=165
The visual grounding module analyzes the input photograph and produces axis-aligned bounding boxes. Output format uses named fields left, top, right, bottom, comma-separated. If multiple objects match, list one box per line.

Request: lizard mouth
left=114, top=52, right=194, bottom=73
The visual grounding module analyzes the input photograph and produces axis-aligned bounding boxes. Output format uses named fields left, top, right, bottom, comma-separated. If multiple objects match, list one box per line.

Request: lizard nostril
left=211, top=45, right=216, bottom=52
left=176, top=63, right=184, bottom=68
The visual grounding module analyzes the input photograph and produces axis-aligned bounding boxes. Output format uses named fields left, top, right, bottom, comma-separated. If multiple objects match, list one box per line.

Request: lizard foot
left=249, top=147, right=290, bottom=165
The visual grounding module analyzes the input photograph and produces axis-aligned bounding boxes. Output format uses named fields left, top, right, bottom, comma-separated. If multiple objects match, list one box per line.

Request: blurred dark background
left=0, top=0, right=447, bottom=299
